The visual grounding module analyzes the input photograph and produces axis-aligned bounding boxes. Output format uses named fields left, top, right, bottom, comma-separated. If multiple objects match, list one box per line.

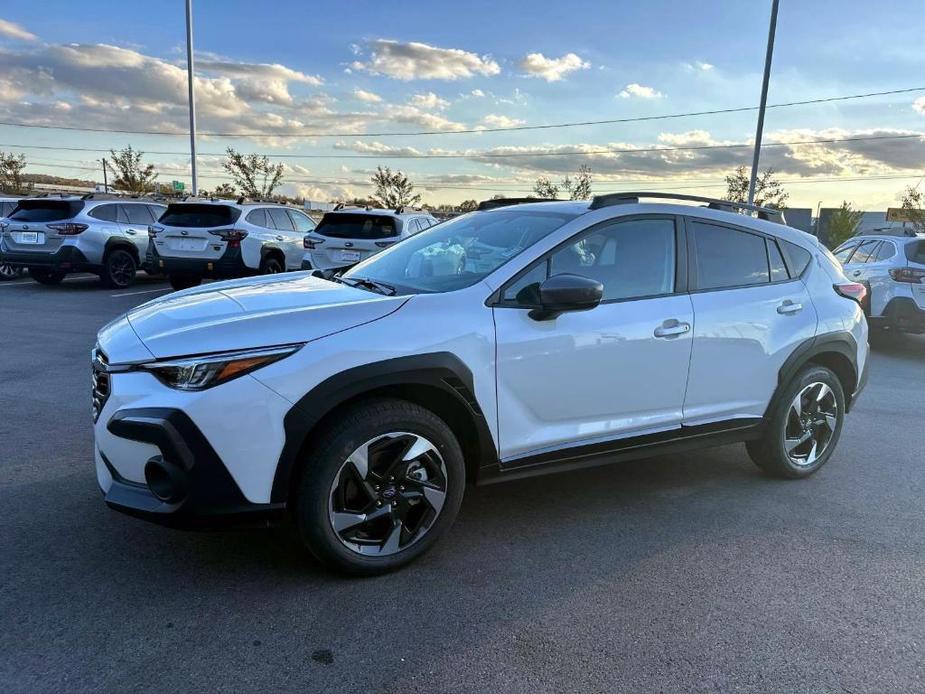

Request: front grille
left=91, top=349, right=111, bottom=423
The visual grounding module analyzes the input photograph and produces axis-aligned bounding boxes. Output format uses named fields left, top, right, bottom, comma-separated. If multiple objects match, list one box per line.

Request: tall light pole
left=748, top=0, right=780, bottom=205
left=185, top=0, right=198, bottom=196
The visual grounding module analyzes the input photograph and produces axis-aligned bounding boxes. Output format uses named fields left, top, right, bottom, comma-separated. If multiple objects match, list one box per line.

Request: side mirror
left=529, top=273, right=603, bottom=321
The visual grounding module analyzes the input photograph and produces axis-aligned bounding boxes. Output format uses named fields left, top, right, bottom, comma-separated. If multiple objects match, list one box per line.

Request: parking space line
left=110, top=287, right=172, bottom=298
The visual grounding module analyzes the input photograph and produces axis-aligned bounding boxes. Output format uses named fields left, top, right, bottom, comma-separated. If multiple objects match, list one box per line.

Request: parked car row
left=0, top=194, right=438, bottom=290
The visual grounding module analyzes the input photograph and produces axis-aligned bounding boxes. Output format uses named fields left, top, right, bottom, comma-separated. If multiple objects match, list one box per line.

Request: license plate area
left=167, top=237, right=208, bottom=252
left=13, top=231, right=42, bottom=244
left=337, top=250, right=361, bottom=263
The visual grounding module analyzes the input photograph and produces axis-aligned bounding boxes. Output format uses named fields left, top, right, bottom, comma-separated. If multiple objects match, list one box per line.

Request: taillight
left=888, top=267, right=925, bottom=284
left=834, top=282, right=868, bottom=305
left=47, top=222, right=88, bottom=235
left=304, top=236, right=324, bottom=250
left=209, top=228, right=248, bottom=248
left=148, top=225, right=164, bottom=239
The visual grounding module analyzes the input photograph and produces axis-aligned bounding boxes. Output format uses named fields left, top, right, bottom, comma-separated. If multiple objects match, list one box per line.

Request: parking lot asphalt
left=1, top=275, right=924, bottom=694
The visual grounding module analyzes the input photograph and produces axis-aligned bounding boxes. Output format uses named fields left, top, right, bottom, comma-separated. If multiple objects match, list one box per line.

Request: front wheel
left=168, top=273, right=202, bottom=291
left=295, top=398, right=465, bottom=575
left=747, top=365, right=846, bottom=478
left=30, top=269, right=66, bottom=285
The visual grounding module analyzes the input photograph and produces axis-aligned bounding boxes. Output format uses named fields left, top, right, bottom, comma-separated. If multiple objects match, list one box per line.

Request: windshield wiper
left=337, top=276, right=396, bottom=296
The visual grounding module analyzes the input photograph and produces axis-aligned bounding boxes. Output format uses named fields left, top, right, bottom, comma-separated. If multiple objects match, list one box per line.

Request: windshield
left=315, top=213, right=398, bottom=240
left=342, top=208, right=578, bottom=294
left=159, top=204, right=241, bottom=228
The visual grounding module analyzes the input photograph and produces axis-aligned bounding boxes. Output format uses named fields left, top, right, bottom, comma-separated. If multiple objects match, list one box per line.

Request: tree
left=724, top=165, right=789, bottom=209
left=458, top=199, right=478, bottom=212
left=899, top=185, right=925, bottom=235
left=562, top=165, right=593, bottom=200
left=533, top=176, right=560, bottom=199
left=207, top=182, right=237, bottom=199
left=222, top=147, right=284, bottom=199
left=108, top=146, right=158, bottom=193
left=826, top=201, right=864, bottom=249
left=371, top=166, right=421, bottom=208
left=0, top=151, right=27, bottom=193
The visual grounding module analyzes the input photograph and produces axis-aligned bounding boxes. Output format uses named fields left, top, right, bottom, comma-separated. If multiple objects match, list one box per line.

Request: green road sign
left=171, top=180, right=185, bottom=192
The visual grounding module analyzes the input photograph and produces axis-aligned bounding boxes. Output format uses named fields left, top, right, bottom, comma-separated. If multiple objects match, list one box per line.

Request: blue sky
left=1, top=1, right=924, bottom=207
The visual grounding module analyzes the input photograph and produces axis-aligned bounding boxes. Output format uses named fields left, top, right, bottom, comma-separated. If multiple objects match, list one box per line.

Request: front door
left=493, top=215, right=694, bottom=461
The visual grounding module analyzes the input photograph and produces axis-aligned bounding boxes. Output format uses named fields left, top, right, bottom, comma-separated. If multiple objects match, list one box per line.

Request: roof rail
left=589, top=191, right=786, bottom=224
left=477, top=197, right=560, bottom=211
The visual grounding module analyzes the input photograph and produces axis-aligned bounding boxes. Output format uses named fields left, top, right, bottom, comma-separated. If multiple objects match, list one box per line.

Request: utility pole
left=748, top=0, right=780, bottom=205
left=185, top=0, right=198, bottom=196
left=100, top=158, right=109, bottom=193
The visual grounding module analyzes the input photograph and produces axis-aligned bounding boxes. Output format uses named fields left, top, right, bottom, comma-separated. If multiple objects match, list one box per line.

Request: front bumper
left=147, top=244, right=250, bottom=279
left=99, top=408, right=285, bottom=529
left=883, top=297, right=925, bottom=334
left=0, top=244, right=99, bottom=272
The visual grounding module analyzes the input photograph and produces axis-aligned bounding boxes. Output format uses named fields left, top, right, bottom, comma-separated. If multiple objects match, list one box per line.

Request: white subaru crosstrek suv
left=832, top=233, right=925, bottom=334
left=301, top=206, right=438, bottom=275
left=147, top=199, right=316, bottom=291
left=92, top=193, right=869, bottom=575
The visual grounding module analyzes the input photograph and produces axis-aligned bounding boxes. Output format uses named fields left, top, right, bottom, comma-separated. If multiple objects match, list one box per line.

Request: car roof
left=844, top=233, right=921, bottom=244
left=324, top=207, right=434, bottom=218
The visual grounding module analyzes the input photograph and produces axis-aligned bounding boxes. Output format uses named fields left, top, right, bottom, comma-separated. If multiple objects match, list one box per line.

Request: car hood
left=121, top=273, right=408, bottom=359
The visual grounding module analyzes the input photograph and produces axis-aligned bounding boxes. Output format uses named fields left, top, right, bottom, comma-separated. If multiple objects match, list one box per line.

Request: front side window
left=343, top=208, right=578, bottom=294
left=692, top=221, right=770, bottom=289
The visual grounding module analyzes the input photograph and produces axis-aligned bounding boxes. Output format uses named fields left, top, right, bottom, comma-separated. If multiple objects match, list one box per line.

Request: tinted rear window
left=315, top=213, right=397, bottom=240
left=9, top=200, right=84, bottom=222
left=906, top=240, right=925, bottom=265
left=159, top=204, right=240, bottom=228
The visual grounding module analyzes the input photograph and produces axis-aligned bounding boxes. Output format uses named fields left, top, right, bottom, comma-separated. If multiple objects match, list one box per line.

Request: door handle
left=654, top=320, right=691, bottom=338
left=852, top=269, right=862, bottom=277
left=777, top=300, right=803, bottom=315
left=125, top=229, right=137, bottom=236
left=275, top=235, right=284, bottom=241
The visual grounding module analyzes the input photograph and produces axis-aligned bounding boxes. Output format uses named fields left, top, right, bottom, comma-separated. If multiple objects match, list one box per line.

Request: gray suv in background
left=0, top=196, right=23, bottom=280
left=0, top=195, right=167, bottom=288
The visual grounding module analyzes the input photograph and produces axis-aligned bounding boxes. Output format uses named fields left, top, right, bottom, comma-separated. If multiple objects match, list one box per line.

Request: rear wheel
left=30, top=269, right=66, bottom=285
left=0, top=263, right=22, bottom=281
left=260, top=255, right=284, bottom=275
left=168, top=273, right=202, bottom=291
left=295, top=398, right=465, bottom=575
left=747, top=365, right=845, bottom=479
left=100, top=249, right=137, bottom=289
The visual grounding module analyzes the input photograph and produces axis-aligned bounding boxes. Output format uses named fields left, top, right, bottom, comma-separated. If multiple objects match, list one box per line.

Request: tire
left=0, top=263, right=22, bottom=281
left=746, top=365, right=846, bottom=479
left=100, top=248, right=137, bottom=289
left=295, top=398, right=466, bottom=576
left=30, top=269, right=66, bottom=285
left=259, top=254, right=284, bottom=275
left=168, top=273, right=202, bottom=291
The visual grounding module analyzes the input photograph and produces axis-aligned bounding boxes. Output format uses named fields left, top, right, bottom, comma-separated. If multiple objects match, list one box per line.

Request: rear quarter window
left=159, top=204, right=240, bottom=227
left=780, top=240, right=812, bottom=277
left=906, top=240, right=925, bottom=265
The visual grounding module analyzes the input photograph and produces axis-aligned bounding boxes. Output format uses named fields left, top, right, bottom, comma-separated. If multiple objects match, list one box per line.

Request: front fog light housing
left=142, top=344, right=302, bottom=391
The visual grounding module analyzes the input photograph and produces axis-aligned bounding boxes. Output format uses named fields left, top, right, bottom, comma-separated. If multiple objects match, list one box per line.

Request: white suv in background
left=148, top=199, right=316, bottom=290
left=301, top=207, right=438, bottom=275
left=832, top=233, right=925, bottom=334
left=93, top=193, right=868, bottom=575
left=0, top=195, right=167, bottom=288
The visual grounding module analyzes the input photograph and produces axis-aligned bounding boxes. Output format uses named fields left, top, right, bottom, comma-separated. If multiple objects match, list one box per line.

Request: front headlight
left=142, top=344, right=302, bottom=391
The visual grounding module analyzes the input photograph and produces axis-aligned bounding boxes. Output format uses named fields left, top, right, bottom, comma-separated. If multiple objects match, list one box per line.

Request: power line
left=1, top=86, right=923, bottom=139
left=2, top=131, right=922, bottom=161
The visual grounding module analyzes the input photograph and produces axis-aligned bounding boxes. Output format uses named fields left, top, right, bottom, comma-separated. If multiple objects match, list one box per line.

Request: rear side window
left=89, top=204, right=120, bottom=222
left=147, top=204, right=167, bottom=221
left=159, top=204, right=240, bottom=228
left=850, top=240, right=880, bottom=264
left=906, top=241, right=925, bottom=265
left=874, top=241, right=896, bottom=261
left=781, top=240, right=812, bottom=277
left=267, top=208, right=294, bottom=231
left=692, top=221, right=769, bottom=290
left=316, top=213, right=397, bottom=240
left=10, top=200, right=84, bottom=222
left=288, top=210, right=315, bottom=232
left=833, top=242, right=858, bottom=262
left=768, top=240, right=788, bottom=281
left=245, top=209, right=268, bottom=227
left=122, top=204, right=154, bottom=225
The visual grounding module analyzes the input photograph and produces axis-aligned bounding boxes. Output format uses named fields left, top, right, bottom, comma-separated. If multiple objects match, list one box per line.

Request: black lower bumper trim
left=102, top=408, right=285, bottom=529
left=883, top=297, right=925, bottom=334
left=147, top=244, right=249, bottom=279
left=0, top=244, right=98, bottom=272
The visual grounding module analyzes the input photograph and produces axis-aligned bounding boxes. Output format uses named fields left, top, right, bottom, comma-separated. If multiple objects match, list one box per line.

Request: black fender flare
left=104, top=238, right=140, bottom=265
left=259, top=245, right=286, bottom=266
left=270, top=352, right=498, bottom=503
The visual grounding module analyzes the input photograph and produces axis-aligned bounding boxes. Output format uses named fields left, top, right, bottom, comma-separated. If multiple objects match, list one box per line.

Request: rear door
left=2, top=200, right=85, bottom=255
left=266, top=207, right=302, bottom=269
left=683, top=218, right=818, bottom=425
left=313, top=213, right=400, bottom=267
left=120, top=203, right=155, bottom=256
left=287, top=210, right=316, bottom=269
left=154, top=203, right=240, bottom=261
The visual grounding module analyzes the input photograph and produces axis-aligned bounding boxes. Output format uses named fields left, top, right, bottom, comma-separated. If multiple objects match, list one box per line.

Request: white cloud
left=386, top=104, right=465, bottom=131
left=470, top=89, right=485, bottom=98
left=353, top=88, right=382, bottom=103
left=480, top=114, right=526, bottom=128
left=914, top=96, right=925, bottom=114
left=196, top=60, right=323, bottom=86
left=352, top=39, right=500, bottom=80
left=334, top=141, right=424, bottom=157
left=518, top=52, right=590, bottom=82
left=0, top=18, right=37, bottom=41
left=408, top=91, right=449, bottom=110
left=618, top=83, right=664, bottom=99
left=683, top=61, right=714, bottom=72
